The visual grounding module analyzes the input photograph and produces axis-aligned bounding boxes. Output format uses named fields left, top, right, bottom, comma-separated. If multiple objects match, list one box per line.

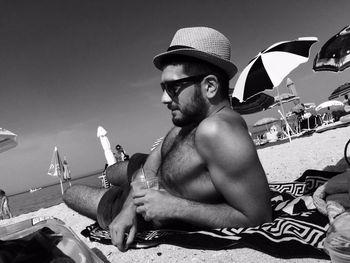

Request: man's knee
left=105, top=153, right=149, bottom=185
left=127, top=153, right=149, bottom=181
left=63, top=185, right=81, bottom=208
left=106, top=161, right=129, bottom=185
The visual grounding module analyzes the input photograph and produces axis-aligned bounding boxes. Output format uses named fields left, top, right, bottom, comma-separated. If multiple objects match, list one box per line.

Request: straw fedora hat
left=153, top=27, right=237, bottom=79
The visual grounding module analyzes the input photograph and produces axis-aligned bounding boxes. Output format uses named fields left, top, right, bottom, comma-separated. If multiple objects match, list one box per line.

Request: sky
left=1, top=0, right=349, bottom=194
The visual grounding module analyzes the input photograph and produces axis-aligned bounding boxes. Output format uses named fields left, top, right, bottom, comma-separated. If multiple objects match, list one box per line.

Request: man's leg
left=63, top=185, right=108, bottom=220
left=106, top=153, right=149, bottom=185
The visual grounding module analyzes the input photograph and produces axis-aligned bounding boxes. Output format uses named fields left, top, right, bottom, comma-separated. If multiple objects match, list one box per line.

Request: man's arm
left=194, top=116, right=272, bottom=227
left=108, top=139, right=163, bottom=251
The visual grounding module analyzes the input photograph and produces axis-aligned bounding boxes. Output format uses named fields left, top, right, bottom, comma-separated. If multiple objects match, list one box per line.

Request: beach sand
left=1, top=125, right=349, bottom=263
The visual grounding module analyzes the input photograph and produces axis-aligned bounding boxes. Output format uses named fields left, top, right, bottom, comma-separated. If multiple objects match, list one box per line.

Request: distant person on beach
left=265, top=125, right=279, bottom=143
left=0, top=190, right=13, bottom=219
left=115, top=144, right=129, bottom=161
left=64, top=27, right=272, bottom=251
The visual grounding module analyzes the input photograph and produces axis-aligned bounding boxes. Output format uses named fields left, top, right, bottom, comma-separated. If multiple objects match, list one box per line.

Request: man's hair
left=161, top=55, right=230, bottom=99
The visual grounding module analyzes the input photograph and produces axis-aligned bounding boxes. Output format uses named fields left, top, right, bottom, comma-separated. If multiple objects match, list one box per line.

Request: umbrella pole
left=59, top=178, right=64, bottom=195
left=276, top=86, right=290, bottom=136
left=277, top=110, right=292, bottom=142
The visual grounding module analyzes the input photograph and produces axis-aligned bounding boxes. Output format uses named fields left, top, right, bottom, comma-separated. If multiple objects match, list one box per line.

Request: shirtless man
left=63, top=27, right=272, bottom=251
left=0, top=190, right=12, bottom=220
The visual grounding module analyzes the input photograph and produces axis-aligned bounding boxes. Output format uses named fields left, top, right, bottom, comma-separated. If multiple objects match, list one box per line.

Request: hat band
left=167, top=45, right=194, bottom=51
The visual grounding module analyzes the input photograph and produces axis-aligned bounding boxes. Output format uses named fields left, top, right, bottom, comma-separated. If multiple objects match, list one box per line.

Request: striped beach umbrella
left=232, top=37, right=318, bottom=102
left=231, top=92, right=274, bottom=115
left=328, top=82, right=350, bottom=100
left=0, top=128, right=18, bottom=154
left=313, top=25, right=350, bottom=72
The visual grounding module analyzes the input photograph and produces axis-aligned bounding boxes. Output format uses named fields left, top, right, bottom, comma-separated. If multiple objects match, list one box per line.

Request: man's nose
left=161, top=89, right=172, bottom=104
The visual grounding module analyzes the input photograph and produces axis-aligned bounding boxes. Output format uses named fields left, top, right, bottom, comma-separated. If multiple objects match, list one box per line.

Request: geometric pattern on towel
left=269, top=182, right=305, bottom=196
left=81, top=169, right=336, bottom=259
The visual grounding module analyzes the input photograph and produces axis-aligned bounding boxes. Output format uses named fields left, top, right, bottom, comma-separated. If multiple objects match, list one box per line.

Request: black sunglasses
left=160, top=74, right=208, bottom=99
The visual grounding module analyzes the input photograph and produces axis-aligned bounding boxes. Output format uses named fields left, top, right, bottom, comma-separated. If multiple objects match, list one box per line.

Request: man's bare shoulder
left=196, top=107, right=248, bottom=140
left=195, top=107, right=256, bottom=160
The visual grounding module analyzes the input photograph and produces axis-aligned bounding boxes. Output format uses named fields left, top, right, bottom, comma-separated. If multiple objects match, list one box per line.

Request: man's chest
left=158, top=128, right=213, bottom=197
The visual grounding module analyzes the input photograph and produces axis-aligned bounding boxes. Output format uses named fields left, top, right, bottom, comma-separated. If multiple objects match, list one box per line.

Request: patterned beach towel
left=81, top=170, right=341, bottom=259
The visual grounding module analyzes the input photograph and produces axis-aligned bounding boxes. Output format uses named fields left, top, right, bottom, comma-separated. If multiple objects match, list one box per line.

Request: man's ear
left=204, top=75, right=219, bottom=99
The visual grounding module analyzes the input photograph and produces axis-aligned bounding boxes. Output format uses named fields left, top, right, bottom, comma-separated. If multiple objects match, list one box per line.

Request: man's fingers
left=125, top=226, right=136, bottom=249
left=135, top=205, right=145, bottom=214
left=109, top=225, right=118, bottom=246
left=132, top=189, right=147, bottom=198
left=115, top=227, right=128, bottom=252
left=133, top=197, right=145, bottom=206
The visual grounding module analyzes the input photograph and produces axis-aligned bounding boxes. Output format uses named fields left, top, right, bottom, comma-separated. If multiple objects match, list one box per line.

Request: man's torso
left=158, top=124, right=224, bottom=204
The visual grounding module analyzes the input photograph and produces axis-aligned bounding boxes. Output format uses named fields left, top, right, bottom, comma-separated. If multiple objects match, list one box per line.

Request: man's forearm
left=171, top=196, right=251, bottom=228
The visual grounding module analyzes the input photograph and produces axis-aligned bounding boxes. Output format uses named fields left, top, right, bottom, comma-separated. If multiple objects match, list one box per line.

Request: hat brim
left=153, top=48, right=237, bottom=79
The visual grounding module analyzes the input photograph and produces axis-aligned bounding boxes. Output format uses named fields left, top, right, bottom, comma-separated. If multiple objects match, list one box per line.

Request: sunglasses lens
left=161, top=83, right=175, bottom=98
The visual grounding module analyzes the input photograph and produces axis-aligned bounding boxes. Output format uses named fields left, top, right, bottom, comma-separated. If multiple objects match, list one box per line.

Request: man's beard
left=172, top=89, right=207, bottom=127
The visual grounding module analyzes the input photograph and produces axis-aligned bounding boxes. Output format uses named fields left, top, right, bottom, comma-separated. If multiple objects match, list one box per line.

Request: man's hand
left=325, top=170, right=350, bottom=208
left=325, top=170, right=350, bottom=194
left=133, top=189, right=177, bottom=222
left=108, top=205, right=137, bottom=252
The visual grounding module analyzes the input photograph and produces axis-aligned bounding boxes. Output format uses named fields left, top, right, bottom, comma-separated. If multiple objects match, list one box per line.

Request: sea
left=7, top=170, right=103, bottom=217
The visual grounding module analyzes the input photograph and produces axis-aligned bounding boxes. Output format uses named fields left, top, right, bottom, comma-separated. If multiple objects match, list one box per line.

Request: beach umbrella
left=253, top=117, right=279, bottom=129
left=231, top=92, right=275, bottom=115
left=97, top=126, right=116, bottom=167
left=313, top=25, right=350, bottom=72
left=315, top=100, right=344, bottom=115
left=232, top=37, right=318, bottom=102
left=274, top=93, right=297, bottom=104
left=304, top=102, right=316, bottom=109
left=48, top=146, right=65, bottom=195
left=268, top=93, right=300, bottom=109
left=328, top=82, right=350, bottom=100
left=0, top=128, right=18, bottom=154
left=63, top=156, right=72, bottom=187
